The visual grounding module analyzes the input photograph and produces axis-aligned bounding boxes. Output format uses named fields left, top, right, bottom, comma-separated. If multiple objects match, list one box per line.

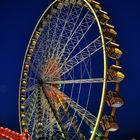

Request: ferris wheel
left=19, top=0, right=125, bottom=139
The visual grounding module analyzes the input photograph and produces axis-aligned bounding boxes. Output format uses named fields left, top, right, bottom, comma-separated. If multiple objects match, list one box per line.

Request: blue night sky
left=0, top=0, right=140, bottom=139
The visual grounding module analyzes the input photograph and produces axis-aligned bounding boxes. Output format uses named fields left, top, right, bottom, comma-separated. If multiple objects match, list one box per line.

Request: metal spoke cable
left=26, top=84, right=37, bottom=93
left=47, top=6, right=71, bottom=59
left=24, top=90, right=36, bottom=107
left=48, top=36, right=101, bottom=78
left=28, top=112, right=36, bottom=138
left=26, top=96, right=37, bottom=125
left=50, top=86, right=97, bottom=127
left=57, top=11, right=95, bottom=64
left=41, top=5, right=72, bottom=79
left=46, top=78, right=104, bottom=84
left=42, top=86, right=70, bottom=140
left=59, top=36, right=102, bottom=77
left=45, top=4, right=84, bottom=77
left=55, top=2, right=78, bottom=57
left=67, top=59, right=82, bottom=132
left=55, top=4, right=84, bottom=59
left=29, top=13, right=59, bottom=78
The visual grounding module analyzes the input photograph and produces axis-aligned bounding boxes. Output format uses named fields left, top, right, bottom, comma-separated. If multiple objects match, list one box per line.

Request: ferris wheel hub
left=41, top=58, right=61, bottom=81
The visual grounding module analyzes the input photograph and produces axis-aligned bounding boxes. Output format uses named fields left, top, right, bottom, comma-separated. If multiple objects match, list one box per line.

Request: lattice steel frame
left=18, top=0, right=124, bottom=139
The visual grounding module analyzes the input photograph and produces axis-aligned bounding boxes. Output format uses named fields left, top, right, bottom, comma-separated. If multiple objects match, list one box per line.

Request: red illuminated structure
left=0, top=127, right=30, bottom=140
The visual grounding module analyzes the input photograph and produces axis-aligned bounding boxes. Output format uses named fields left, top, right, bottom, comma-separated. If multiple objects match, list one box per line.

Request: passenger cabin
left=51, top=7, right=57, bottom=15
left=57, top=2, right=63, bottom=9
left=24, top=64, right=29, bottom=70
left=21, top=87, right=26, bottom=93
left=21, top=96, right=26, bottom=102
left=22, top=79, right=27, bottom=85
left=38, top=27, right=43, bottom=32
left=107, top=65, right=125, bottom=82
left=106, top=42, right=122, bottom=59
left=97, top=10, right=110, bottom=24
left=21, top=112, right=26, bottom=118
left=31, top=39, right=37, bottom=46
left=70, top=0, right=75, bottom=4
left=21, top=120, right=26, bottom=126
left=77, top=0, right=84, bottom=6
left=106, top=91, right=124, bottom=108
left=26, top=56, right=31, bottom=62
left=90, top=0, right=102, bottom=11
left=103, top=24, right=117, bottom=40
left=101, top=116, right=119, bottom=132
left=20, top=104, right=25, bottom=109
left=63, top=0, right=69, bottom=6
left=23, top=71, right=28, bottom=77
left=34, top=31, right=40, bottom=40
left=28, top=48, right=34, bottom=55
left=42, top=19, right=47, bottom=28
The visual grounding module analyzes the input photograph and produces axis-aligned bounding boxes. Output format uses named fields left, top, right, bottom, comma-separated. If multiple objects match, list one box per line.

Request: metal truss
left=50, top=86, right=97, bottom=127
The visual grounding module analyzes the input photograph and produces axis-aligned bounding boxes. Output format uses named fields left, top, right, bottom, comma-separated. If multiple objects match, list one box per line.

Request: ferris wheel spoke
left=40, top=97, right=53, bottom=139
left=44, top=117, right=56, bottom=132
left=42, top=110, right=51, bottom=138
left=62, top=52, right=91, bottom=82
left=35, top=19, right=62, bottom=76
left=30, top=13, right=60, bottom=76
left=26, top=97, right=37, bottom=123
left=45, top=36, right=101, bottom=79
left=50, top=86, right=97, bottom=127
left=44, top=117, right=59, bottom=138
left=42, top=109, right=57, bottom=139
left=28, top=109, right=37, bottom=137
left=30, top=38, right=48, bottom=76
left=31, top=46, right=48, bottom=76
left=36, top=27, right=53, bottom=60
left=25, top=88, right=38, bottom=132
left=26, top=76, right=38, bottom=89
left=41, top=87, right=70, bottom=139
left=44, top=5, right=84, bottom=77
left=60, top=36, right=102, bottom=77
left=66, top=96, right=96, bottom=127
left=24, top=90, right=36, bottom=107
left=47, top=6, right=71, bottom=59
left=36, top=34, right=48, bottom=57
left=60, top=106, right=87, bottom=140
left=55, top=4, right=84, bottom=57
left=46, top=78, right=104, bottom=84
left=27, top=76, right=38, bottom=81
left=41, top=15, right=59, bottom=62
left=44, top=12, right=61, bottom=46
left=49, top=6, right=72, bottom=59
left=26, top=84, right=37, bottom=93
left=26, top=92, right=37, bottom=106
left=57, top=11, right=95, bottom=63
left=28, top=62, right=41, bottom=78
